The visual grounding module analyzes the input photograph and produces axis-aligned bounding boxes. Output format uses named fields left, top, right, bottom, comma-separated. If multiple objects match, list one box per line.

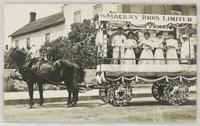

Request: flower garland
left=101, top=72, right=196, bottom=83
left=106, top=21, right=189, bottom=31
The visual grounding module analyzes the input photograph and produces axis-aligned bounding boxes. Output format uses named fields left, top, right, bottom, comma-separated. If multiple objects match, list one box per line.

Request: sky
left=4, top=4, right=63, bottom=47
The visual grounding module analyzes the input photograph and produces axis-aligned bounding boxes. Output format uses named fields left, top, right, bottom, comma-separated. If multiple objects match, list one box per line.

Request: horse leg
left=64, top=80, right=73, bottom=107
left=38, top=83, right=44, bottom=106
left=71, top=81, right=79, bottom=107
left=66, top=89, right=73, bottom=107
left=27, top=83, right=34, bottom=109
left=72, top=89, right=79, bottom=107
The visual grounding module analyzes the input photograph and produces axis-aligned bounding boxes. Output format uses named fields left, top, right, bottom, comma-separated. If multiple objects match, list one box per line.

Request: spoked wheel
left=164, top=80, right=189, bottom=105
left=152, top=81, right=166, bottom=103
left=108, top=83, right=133, bottom=106
left=99, top=88, right=109, bottom=103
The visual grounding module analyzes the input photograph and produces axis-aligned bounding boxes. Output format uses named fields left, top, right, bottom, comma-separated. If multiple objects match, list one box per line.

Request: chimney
left=29, top=12, right=36, bottom=23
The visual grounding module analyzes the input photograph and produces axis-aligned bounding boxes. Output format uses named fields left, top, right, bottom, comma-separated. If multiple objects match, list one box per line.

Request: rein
left=22, top=65, right=66, bottom=86
left=21, top=65, right=89, bottom=92
left=14, top=66, right=20, bottom=73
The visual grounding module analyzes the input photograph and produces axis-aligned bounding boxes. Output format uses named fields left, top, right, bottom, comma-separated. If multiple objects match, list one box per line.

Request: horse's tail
left=78, top=66, right=85, bottom=83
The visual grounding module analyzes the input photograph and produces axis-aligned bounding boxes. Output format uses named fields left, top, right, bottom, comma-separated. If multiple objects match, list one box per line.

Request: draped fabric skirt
left=124, top=48, right=136, bottom=64
left=181, top=42, right=190, bottom=63
left=166, top=48, right=179, bottom=64
left=154, top=48, right=165, bottom=64
left=113, top=47, right=124, bottom=64
left=138, top=48, right=154, bottom=64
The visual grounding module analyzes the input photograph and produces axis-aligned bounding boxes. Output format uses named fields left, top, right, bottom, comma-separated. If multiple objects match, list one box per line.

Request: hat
left=117, top=27, right=123, bottom=30
left=127, top=31, right=134, bottom=36
left=144, top=32, right=150, bottom=36
left=156, top=31, right=163, bottom=36
left=182, top=34, right=188, bottom=38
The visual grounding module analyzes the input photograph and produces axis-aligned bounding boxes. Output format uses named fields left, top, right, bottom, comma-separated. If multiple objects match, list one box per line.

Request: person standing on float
left=112, top=27, right=126, bottom=64
left=180, top=34, right=190, bottom=64
left=154, top=32, right=165, bottom=64
left=165, top=32, right=179, bottom=64
left=138, top=32, right=154, bottom=65
left=94, top=15, right=104, bottom=58
left=124, top=32, right=137, bottom=64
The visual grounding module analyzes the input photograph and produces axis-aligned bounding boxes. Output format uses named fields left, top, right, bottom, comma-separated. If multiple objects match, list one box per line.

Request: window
left=5, top=44, right=8, bottom=50
left=45, top=33, right=50, bottom=42
left=15, top=40, right=19, bottom=48
left=151, top=5, right=164, bottom=14
left=171, top=5, right=183, bottom=15
left=122, top=5, right=131, bottom=13
left=26, top=38, right=30, bottom=50
left=93, top=4, right=103, bottom=16
left=143, top=5, right=152, bottom=14
left=122, top=5, right=163, bottom=14
left=122, top=4, right=143, bottom=13
left=74, top=11, right=81, bottom=23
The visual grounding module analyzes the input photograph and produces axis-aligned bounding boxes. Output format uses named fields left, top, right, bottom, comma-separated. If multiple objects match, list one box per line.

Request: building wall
left=62, top=4, right=119, bottom=33
left=11, top=23, right=65, bottom=50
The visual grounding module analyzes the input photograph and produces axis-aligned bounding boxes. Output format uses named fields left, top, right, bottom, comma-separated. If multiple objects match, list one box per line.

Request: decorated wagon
left=94, top=12, right=197, bottom=106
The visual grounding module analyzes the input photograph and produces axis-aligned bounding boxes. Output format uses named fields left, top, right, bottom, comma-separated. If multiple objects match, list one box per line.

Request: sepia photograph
left=3, top=3, right=197, bottom=123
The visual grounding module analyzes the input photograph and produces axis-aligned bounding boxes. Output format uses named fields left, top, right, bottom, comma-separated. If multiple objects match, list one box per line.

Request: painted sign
left=99, top=13, right=197, bottom=24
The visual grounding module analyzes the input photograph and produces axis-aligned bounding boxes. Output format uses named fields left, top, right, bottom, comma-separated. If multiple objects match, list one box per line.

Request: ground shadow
left=36, top=99, right=196, bottom=108
left=126, top=99, right=196, bottom=107
left=40, top=102, right=100, bottom=108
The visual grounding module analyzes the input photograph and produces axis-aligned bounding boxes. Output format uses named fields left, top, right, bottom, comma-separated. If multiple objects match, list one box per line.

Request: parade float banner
left=99, top=12, right=197, bottom=25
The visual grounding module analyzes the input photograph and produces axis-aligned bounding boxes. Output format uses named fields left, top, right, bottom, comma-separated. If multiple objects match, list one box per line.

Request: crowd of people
left=106, top=27, right=191, bottom=65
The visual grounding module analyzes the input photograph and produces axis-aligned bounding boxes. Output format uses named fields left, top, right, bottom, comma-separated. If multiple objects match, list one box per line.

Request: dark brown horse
left=9, top=49, right=85, bottom=108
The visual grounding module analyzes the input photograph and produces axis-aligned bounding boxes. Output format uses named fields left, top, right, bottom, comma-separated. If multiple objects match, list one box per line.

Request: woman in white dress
left=138, top=32, right=154, bottom=65
left=112, top=27, right=126, bottom=64
left=95, top=26, right=103, bottom=55
left=165, top=32, right=179, bottom=64
left=124, top=32, right=137, bottom=64
left=154, top=32, right=165, bottom=64
left=180, top=34, right=190, bottom=64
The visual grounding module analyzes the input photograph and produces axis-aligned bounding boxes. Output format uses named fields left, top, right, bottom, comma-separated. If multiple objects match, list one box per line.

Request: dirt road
left=4, top=94, right=196, bottom=123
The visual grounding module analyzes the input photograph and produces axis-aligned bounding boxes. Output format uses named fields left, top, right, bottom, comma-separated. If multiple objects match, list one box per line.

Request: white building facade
left=9, top=11, right=65, bottom=51
left=11, top=24, right=65, bottom=50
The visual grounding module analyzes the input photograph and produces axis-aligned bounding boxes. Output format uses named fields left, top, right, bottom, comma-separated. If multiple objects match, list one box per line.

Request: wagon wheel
left=99, top=88, right=109, bottom=103
left=108, top=83, right=133, bottom=106
left=152, top=81, right=166, bottom=103
left=164, top=80, right=189, bottom=105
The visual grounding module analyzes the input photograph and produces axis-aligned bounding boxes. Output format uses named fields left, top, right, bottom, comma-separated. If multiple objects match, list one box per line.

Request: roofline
left=9, top=20, right=65, bottom=38
left=9, top=11, right=65, bottom=38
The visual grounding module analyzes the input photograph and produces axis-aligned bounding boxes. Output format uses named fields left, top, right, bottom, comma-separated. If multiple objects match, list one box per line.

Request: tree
left=68, top=19, right=97, bottom=68
left=40, top=19, right=97, bottom=69
left=4, top=48, right=27, bottom=69
left=40, top=37, right=70, bottom=61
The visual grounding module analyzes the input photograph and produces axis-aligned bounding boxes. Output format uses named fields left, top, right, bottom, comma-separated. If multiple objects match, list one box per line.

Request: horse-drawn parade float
left=9, top=12, right=197, bottom=108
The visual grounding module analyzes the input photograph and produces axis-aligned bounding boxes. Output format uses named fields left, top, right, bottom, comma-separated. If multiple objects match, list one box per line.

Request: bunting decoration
left=101, top=72, right=196, bottom=86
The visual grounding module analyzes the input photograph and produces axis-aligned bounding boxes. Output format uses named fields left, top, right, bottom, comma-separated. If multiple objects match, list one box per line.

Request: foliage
left=40, top=19, right=97, bottom=68
left=4, top=48, right=27, bottom=69
left=40, top=37, right=70, bottom=61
